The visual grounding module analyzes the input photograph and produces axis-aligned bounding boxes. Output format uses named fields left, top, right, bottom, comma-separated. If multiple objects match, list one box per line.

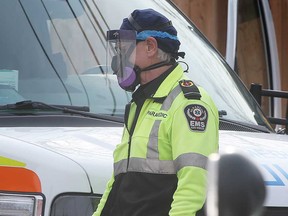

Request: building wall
left=270, top=1, right=288, bottom=116
left=172, top=0, right=227, bottom=55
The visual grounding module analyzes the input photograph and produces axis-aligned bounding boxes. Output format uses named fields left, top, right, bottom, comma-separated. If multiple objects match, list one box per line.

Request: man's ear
left=146, top=37, right=158, bottom=56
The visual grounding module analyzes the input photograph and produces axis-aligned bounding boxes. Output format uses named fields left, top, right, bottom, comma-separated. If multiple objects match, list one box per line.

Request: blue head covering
left=120, top=9, right=185, bottom=59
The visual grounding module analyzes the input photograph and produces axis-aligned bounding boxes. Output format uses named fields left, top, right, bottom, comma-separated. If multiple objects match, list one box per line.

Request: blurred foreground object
left=206, top=151, right=266, bottom=216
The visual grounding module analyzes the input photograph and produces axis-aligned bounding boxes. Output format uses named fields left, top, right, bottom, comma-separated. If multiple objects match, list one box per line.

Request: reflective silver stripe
left=114, top=158, right=176, bottom=176
left=161, top=85, right=182, bottom=111
left=114, top=159, right=128, bottom=176
left=128, top=158, right=176, bottom=174
left=147, top=120, right=161, bottom=159
left=175, top=153, right=208, bottom=172
left=114, top=153, right=207, bottom=176
left=147, top=85, right=182, bottom=159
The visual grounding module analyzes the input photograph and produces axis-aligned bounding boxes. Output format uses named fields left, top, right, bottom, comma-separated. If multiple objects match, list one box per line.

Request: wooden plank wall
left=270, top=1, right=288, bottom=116
left=270, top=1, right=288, bottom=90
left=172, top=0, right=227, bottom=55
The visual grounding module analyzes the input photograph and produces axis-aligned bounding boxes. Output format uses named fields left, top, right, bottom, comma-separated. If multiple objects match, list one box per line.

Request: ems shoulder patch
left=184, top=104, right=208, bottom=132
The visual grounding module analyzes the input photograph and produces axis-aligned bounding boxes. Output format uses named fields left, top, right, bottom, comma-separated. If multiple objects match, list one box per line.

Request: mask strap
left=140, top=60, right=174, bottom=72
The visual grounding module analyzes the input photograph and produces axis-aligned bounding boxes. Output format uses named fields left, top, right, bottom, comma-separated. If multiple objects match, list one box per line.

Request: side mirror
left=206, top=151, right=266, bottom=216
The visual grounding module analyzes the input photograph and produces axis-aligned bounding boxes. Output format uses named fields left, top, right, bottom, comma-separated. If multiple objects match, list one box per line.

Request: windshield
left=0, top=0, right=271, bottom=129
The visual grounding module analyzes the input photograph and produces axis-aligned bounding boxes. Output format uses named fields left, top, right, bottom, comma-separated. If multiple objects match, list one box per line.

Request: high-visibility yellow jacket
left=94, top=64, right=219, bottom=216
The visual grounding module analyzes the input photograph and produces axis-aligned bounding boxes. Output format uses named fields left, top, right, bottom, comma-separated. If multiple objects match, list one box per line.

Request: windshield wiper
left=0, top=100, right=89, bottom=112
left=0, top=100, right=124, bottom=123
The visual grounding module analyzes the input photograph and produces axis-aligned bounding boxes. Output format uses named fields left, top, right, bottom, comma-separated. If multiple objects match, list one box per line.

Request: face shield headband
left=106, top=30, right=138, bottom=92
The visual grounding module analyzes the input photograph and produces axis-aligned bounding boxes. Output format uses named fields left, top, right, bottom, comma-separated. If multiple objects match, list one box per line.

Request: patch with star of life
left=184, top=104, right=208, bottom=132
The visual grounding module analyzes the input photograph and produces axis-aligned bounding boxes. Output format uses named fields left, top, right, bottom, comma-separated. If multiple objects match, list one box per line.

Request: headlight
left=0, top=193, right=43, bottom=216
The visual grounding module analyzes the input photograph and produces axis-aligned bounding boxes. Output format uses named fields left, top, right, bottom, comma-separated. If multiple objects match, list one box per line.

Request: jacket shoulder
left=178, top=79, right=201, bottom=100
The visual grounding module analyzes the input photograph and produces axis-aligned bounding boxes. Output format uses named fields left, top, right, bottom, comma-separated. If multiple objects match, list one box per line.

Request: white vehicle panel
left=1, top=128, right=288, bottom=208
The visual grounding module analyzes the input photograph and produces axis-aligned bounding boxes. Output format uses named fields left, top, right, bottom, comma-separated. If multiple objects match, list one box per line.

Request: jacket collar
left=151, top=64, right=183, bottom=99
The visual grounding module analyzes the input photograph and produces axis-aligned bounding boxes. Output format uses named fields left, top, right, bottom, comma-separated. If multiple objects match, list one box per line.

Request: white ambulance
left=0, top=0, right=287, bottom=215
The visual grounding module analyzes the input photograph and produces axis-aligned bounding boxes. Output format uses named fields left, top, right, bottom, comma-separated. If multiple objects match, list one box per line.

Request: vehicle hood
left=0, top=128, right=287, bottom=206
left=0, top=127, right=122, bottom=194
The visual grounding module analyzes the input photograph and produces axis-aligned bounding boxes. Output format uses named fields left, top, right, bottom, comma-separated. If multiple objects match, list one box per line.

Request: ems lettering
left=190, top=121, right=205, bottom=129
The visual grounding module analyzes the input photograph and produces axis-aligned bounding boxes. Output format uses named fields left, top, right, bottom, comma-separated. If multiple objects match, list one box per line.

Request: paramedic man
left=93, top=8, right=219, bottom=216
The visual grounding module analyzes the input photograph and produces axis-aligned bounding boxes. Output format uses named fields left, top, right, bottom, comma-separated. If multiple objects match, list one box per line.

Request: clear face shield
left=106, top=30, right=138, bottom=92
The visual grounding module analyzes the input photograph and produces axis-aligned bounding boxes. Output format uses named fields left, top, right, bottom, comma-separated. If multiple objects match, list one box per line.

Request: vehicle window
left=0, top=0, right=130, bottom=115
left=0, top=0, right=272, bottom=130
left=0, top=0, right=71, bottom=104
